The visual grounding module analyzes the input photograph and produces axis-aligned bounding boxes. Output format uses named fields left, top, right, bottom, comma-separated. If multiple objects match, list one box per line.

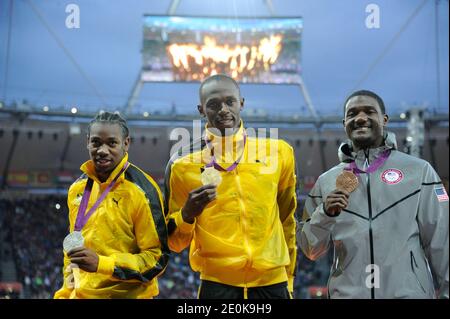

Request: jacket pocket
left=410, top=251, right=427, bottom=294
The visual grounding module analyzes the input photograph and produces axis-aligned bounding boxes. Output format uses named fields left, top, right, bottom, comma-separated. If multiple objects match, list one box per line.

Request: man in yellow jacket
left=54, top=112, right=169, bottom=299
left=165, top=74, right=298, bottom=299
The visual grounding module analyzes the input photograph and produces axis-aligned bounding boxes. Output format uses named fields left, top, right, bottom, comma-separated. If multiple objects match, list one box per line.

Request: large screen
left=141, top=15, right=303, bottom=84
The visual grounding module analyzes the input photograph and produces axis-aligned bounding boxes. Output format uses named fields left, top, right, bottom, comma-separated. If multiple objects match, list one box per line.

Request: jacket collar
left=80, top=153, right=129, bottom=185
left=203, top=121, right=246, bottom=162
left=205, top=120, right=245, bottom=144
left=338, top=131, right=397, bottom=164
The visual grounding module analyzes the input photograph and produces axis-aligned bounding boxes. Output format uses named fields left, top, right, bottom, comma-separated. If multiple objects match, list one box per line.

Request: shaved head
left=199, top=74, right=241, bottom=104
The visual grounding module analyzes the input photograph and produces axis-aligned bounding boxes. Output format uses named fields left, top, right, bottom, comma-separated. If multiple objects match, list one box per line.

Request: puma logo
left=72, top=194, right=82, bottom=206
left=256, top=159, right=267, bottom=165
left=112, top=197, right=121, bottom=206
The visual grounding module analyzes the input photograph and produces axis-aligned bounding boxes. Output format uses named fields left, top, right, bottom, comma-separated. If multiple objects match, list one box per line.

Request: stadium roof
left=0, top=0, right=448, bottom=118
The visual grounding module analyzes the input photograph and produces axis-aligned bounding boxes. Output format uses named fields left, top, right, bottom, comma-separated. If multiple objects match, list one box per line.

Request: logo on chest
left=381, top=168, right=403, bottom=184
left=112, top=197, right=122, bottom=207
left=72, top=194, right=83, bottom=206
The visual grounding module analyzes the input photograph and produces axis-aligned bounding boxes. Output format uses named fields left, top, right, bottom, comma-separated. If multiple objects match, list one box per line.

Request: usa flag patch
left=434, top=187, right=449, bottom=202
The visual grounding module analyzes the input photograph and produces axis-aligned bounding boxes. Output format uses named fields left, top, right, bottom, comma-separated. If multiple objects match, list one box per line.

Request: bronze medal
left=336, top=170, right=359, bottom=193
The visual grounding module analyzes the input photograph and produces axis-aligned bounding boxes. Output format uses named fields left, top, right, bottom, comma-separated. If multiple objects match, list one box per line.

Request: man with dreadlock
left=54, top=111, right=169, bottom=299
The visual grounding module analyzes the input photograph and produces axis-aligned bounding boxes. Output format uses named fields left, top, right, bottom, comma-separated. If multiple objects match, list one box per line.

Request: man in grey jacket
left=300, top=90, right=449, bottom=299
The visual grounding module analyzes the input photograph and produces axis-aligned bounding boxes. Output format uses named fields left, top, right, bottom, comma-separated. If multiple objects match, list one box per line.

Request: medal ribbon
left=74, top=162, right=129, bottom=231
left=205, top=132, right=247, bottom=172
left=344, top=149, right=391, bottom=176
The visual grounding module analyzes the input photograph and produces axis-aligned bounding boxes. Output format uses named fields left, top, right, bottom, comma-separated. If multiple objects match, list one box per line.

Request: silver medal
left=63, top=231, right=84, bottom=253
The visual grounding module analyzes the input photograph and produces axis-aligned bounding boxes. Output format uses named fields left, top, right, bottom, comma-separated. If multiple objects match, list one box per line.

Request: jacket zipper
left=235, top=169, right=252, bottom=284
left=410, top=251, right=427, bottom=293
left=365, top=151, right=376, bottom=299
left=326, top=258, right=338, bottom=299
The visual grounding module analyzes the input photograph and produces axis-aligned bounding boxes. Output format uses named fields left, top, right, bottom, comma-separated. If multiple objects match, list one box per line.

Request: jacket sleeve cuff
left=175, top=210, right=196, bottom=234
left=97, top=255, right=115, bottom=276
left=323, top=203, right=341, bottom=217
left=288, top=276, right=294, bottom=293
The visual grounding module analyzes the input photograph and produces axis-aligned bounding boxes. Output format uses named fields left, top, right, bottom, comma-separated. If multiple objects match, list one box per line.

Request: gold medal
left=336, top=170, right=359, bottom=193
left=201, top=167, right=222, bottom=186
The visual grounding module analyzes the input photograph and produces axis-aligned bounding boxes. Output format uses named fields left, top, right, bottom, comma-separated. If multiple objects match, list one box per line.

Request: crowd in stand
left=157, top=249, right=201, bottom=299
left=0, top=197, right=68, bottom=299
left=0, top=196, right=330, bottom=299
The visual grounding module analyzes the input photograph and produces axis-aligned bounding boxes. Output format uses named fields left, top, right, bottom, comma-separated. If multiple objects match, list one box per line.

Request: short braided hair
left=87, top=111, right=129, bottom=138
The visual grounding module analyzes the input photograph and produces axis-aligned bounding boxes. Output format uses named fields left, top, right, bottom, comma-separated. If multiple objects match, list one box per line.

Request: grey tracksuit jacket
left=300, top=132, right=449, bottom=299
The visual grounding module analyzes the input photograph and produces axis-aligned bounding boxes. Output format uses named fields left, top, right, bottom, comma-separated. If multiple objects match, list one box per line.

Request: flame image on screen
left=167, top=35, right=282, bottom=81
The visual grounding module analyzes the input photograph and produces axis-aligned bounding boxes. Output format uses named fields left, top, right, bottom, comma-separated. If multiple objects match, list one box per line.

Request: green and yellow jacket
left=55, top=154, right=169, bottom=299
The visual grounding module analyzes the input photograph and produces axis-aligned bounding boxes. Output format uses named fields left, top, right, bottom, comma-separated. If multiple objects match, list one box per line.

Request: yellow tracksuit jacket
left=54, top=154, right=169, bottom=299
left=165, top=123, right=298, bottom=291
